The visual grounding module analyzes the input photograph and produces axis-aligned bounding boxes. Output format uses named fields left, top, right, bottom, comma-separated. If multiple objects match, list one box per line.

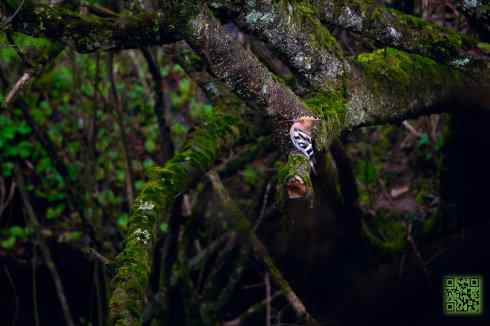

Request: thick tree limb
left=231, top=0, right=347, bottom=89
left=182, top=6, right=321, bottom=197
left=315, top=0, right=481, bottom=61
left=4, top=2, right=180, bottom=52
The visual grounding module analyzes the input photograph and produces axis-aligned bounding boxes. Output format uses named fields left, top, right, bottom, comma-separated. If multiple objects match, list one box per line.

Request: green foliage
left=46, top=203, right=66, bottom=220
left=0, top=225, right=31, bottom=250
left=242, top=165, right=260, bottom=186
left=356, top=159, right=378, bottom=185
left=0, top=115, right=34, bottom=176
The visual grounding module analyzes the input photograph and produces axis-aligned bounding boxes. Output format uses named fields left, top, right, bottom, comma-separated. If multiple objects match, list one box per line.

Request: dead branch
left=3, top=71, right=32, bottom=108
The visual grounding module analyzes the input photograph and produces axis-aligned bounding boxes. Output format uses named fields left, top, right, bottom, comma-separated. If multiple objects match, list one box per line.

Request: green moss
left=354, top=47, right=460, bottom=97
left=110, top=106, right=248, bottom=325
left=276, top=0, right=342, bottom=55
left=304, top=89, right=346, bottom=121
left=302, top=89, right=347, bottom=147
left=478, top=42, right=490, bottom=55
left=277, top=153, right=312, bottom=187
left=361, top=214, right=407, bottom=254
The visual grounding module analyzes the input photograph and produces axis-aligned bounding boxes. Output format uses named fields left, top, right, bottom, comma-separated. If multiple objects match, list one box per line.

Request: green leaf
left=1, top=162, right=14, bottom=177
left=417, top=133, right=430, bottom=147
left=242, top=166, right=259, bottom=185
left=160, top=223, right=168, bottom=233
left=358, top=160, right=377, bottom=185
left=10, top=226, right=26, bottom=238
left=143, top=159, right=155, bottom=171
left=179, top=79, right=190, bottom=94
left=17, top=123, right=31, bottom=135
left=1, top=126, right=16, bottom=140
left=64, top=231, right=82, bottom=241
left=145, top=139, right=157, bottom=153
left=172, top=122, right=188, bottom=136
left=117, top=214, right=129, bottom=228
left=135, top=180, right=145, bottom=191
left=0, top=237, right=16, bottom=250
left=46, top=204, right=66, bottom=220
left=17, top=141, right=33, bottom=158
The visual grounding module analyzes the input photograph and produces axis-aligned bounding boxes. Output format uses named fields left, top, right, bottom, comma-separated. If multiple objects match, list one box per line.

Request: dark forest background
left=1, top=0, right=490, bottom=326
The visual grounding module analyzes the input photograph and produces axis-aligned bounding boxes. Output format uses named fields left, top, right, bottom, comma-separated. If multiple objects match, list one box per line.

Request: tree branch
left=5, top=2, right=180, bottom=52
left=108, top=55, right=259, bottom=326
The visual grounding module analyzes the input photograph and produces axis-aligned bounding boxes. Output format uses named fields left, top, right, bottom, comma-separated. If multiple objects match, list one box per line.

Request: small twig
left=81, top=247, right=111, bottom=265
left=425, top=247, right=449, bottom=266
left=223, top=291, right=282, bottom=326
left=402, top=120, right=420, bottom=136
left=405, top=222, right=432, bottom=286
left=0, top=178, right=16, bottom=220
left=32, top=246, right=40, bottom=326
left=265, top=272, right=272, bottom=326
left=3, top=71, right=32, bottom=107
left=188, top=232, right=231, bottom=268
left=254, top=181, right=272, bottom=231
left=242, top=282, right=265, bottom=290
left=107, top=52, right=135, bottom=205
left=0, top=0, right=25, bottom=27
left=3, top=266, right=20, bottom=326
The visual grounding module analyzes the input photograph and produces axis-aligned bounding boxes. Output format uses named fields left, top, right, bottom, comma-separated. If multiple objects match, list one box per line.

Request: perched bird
left=289, top=116, right=320, bottom=174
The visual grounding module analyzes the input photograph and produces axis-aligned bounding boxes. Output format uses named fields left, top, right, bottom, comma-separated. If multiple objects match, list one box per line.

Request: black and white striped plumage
left=290, top=124, right=317, bottom=174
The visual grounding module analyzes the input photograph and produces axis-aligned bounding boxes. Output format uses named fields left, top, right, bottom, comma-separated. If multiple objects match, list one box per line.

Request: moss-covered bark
left=232, top=0, right=347, bottom=89
left=316, top=0, right=478, bottom=62
left=346, top=47, right=489, bottom=128
left=5, top=1, right=180, bottom=52
left=108, top=72, right=257, bottom=326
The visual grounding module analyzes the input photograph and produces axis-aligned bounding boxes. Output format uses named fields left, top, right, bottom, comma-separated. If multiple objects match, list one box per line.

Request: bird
left=289, top=116, right=320, bottom=175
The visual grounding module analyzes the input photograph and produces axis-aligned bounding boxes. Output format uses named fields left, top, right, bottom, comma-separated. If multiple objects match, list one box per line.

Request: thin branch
left=223, top=291, right=282, bottom=326
left=0, top=178, right=16, bottom=220
left=141, top=47, right=174, bottom=163
left=3, top=266, right=20, bottom=326
left=0, top=0, right=25, bottom=28
left=3, top=71, right=32, bottom=108
left=16, top=170, right=76, bottom=326
left=207, top=171, right=321, bottom=325
left=6, top=32, right=34, bottom=67
left=265, top=272, right=272, bottom=326
left=32, top=246, right=40, bottom=326
left=188, top=232, right=231, bottom=269
left=107, top=52, right=135, bottom=205
left=254, top=181, right=272, bottom=231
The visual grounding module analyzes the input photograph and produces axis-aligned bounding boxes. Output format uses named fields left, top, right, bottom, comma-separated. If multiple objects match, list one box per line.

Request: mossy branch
left=318, top=0, right=479, bottom=62
left=4, top=1, right=180, bottom=52
left=108, top=93, right=256, bottom=326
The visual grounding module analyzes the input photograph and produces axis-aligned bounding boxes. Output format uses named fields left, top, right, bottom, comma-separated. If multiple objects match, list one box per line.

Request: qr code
left=443, top=275, right=483, bottom=316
